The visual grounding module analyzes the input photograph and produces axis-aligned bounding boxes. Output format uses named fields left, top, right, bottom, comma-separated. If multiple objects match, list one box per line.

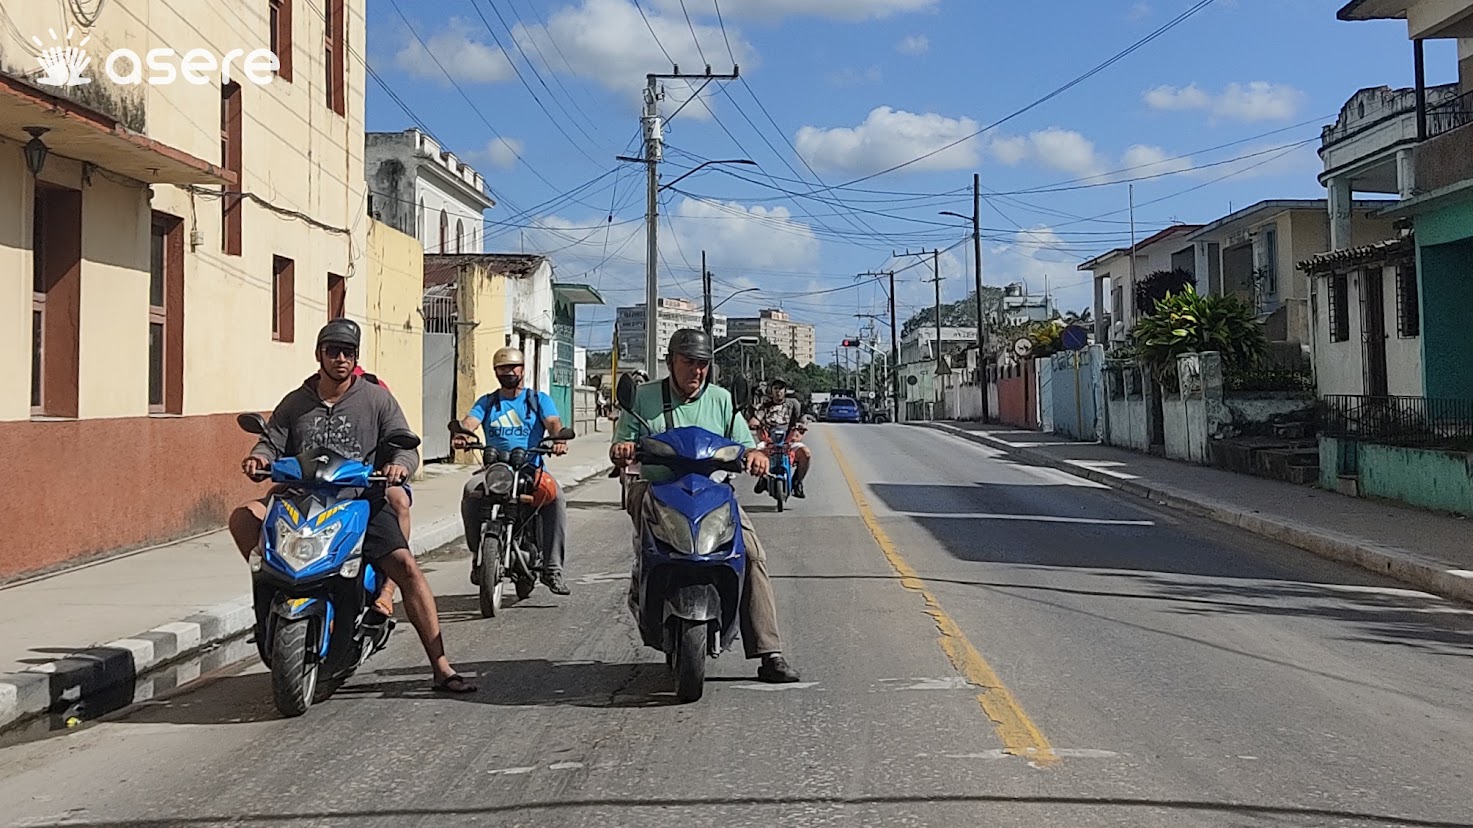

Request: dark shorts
left=363, top=497, right=409, bottom=562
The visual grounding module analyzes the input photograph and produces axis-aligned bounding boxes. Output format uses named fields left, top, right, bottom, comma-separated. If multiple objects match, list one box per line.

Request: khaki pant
left=625, top=479, right=783, bottom=658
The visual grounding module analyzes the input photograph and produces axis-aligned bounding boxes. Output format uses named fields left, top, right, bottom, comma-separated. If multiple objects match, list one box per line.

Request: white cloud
left=1144, top=81, right=1305, bottom=122
left=669, top=197, right=820, bottom=271
left=393, top=18, right=514, bottom=84
left=988, top=128, right=1103, bottom=177
left=827, top=66, right=883, bottom=86
left=1119, top=144, right=1194, bottom=178
left=512, top=0, right=754, bottom=119
left=651, top=0, right=937, bottom=22
left=1127, top=2, right=1153, bottom=20
left=795, top=107, right=983, bottom=175
left=897, top=34, right=930, bottom=55
left=474, top=137, right=523, bottom=169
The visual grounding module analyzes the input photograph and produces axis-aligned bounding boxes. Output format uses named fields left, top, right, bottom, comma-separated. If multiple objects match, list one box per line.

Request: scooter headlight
left=484, top=463, right=516, bottom=497
left=275, top=519, right=342, bottom=571
left=695, top=503, right=736, bottom=557
left=649, top=500, right=695, bottom=555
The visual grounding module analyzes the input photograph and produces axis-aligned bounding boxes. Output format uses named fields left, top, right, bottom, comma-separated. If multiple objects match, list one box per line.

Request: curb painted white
left=915, top=422, right=1473, bottom=606
left=0, top=463, right=612, bottom=734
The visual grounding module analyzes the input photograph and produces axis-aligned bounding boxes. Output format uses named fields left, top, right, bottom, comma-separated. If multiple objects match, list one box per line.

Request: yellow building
left=0, top=0, right=372, bottom=578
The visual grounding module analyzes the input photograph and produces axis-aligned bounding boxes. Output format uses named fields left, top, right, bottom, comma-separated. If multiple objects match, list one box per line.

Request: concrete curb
left=0, top=463, right=611, bottom=736
left=914, top=422, right=1473, bottom=605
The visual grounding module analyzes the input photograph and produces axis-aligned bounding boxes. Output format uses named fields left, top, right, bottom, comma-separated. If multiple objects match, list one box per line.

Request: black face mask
left=496, top=371, right=521, bottom=389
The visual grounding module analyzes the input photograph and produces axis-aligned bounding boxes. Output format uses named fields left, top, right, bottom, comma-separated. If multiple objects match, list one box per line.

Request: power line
left=823, top=0, right=1223, bottom=189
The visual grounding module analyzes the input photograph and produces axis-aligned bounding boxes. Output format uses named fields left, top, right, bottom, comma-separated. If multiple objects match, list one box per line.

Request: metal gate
left=422, top=289, right=457, bottom=462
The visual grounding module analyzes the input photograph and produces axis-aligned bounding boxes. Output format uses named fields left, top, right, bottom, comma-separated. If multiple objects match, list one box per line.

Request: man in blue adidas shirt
left=454, top=346, right=573, bottom=595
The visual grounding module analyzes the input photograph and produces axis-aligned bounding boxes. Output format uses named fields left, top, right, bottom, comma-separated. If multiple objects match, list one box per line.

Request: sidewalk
left=915, top=421, right=1473, bottom=604
left=0, top=438, right=611, bottom=734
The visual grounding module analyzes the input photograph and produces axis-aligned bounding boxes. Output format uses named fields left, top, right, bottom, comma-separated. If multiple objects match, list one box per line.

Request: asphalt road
left=2, top=424, right=1471, bottom=827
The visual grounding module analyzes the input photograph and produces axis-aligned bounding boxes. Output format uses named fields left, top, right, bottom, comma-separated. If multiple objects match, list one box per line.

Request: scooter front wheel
left=271, top=617, right=318, bottom=717
left=672, top=619, right=707, bottom=703
left=478, top=530, right=505, bottom=618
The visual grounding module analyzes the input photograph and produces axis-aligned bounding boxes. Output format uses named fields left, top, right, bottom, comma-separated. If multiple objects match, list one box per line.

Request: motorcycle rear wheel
left=672, top=619, right=707, bottom=703
left=478, top=530, right=505, bottom=618
left=772, top=479, right=787, bottom=512
left=271, top=618, right=318, bottom=717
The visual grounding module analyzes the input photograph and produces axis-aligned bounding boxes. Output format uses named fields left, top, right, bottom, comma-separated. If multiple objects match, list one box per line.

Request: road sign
left=1061, top=324, right=1089, bottom=351
left=906, top=375, right=919, bottom=386
left=1012, top=337, right=1034, bottom=358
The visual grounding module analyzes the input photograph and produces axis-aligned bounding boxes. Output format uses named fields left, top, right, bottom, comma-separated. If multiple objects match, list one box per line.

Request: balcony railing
left=1427, top=90, right=1473, bottom=138
left=1320, top=395, right=1473, bottom=449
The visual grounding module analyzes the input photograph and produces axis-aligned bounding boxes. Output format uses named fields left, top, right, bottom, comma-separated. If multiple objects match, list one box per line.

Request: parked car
left=824, top=397, right=862, bottom=423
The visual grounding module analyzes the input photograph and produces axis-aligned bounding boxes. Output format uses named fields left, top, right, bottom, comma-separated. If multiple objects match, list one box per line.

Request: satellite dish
left=1012, top=337, right=1034, bottom=358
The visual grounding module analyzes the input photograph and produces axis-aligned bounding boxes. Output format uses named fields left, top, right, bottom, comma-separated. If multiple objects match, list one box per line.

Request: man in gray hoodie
left=228, top=319, right=475, bottom=693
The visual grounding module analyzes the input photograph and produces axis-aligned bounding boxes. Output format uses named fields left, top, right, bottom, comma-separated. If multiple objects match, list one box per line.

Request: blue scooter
left=615, top=373, right=751, bottom=702
left=236, top=413, right=420, bottom=717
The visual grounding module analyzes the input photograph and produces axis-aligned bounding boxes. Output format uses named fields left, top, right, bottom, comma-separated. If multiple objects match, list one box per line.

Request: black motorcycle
left=450, top=421, right=576, bottom=617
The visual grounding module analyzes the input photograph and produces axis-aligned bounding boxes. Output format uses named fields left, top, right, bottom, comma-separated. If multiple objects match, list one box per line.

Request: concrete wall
left=1162, top=352, right=1223, bottom=464
left=1037, top=360, right=1056, bottom=433
left=1417, top=200, right=1473, bottom=399
left=362, top=220, right=425, bottom=440
left=1321, top=437, right=1473, bottom=517
left=455, top=264, right=513, bottom=423
left=993, top=360, right=1039, bottom=429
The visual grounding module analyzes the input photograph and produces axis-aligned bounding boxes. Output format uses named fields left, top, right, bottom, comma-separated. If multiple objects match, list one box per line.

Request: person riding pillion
left=454, top=346, right=573, bottom=596
left=749, top=377, right=812, bottom=499
left=610, top=328, right=802, bottom=683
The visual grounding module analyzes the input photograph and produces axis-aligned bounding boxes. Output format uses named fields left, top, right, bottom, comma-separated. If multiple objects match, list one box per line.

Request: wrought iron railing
left=1428, top=90, right=1473, bottom=138
left=1320, top=395, right=1473, bottom=449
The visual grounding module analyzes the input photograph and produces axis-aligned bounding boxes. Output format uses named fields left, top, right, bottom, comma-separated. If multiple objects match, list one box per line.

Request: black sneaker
left=754, top=478, right=768, bottom=495
left=542, top=571, right=571, bottom=596
left=793, top=481, right=806, bottom=499
left=757, top=654, right=801, bottom=683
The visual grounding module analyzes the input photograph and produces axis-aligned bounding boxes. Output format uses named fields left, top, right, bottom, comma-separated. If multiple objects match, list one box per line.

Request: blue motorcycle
left=236, top=413, right=420, bottom=717
left=616, top=374, right=749, bottom=702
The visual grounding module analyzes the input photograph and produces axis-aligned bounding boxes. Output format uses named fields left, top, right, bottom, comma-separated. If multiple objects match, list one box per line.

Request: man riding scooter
left=610, top=329, right=801, bottom=683
left=227, top=319, right=475, bottom=693
left=748, top=378, right=812, bottom=499
left=454, top=346, right=573, bottom=596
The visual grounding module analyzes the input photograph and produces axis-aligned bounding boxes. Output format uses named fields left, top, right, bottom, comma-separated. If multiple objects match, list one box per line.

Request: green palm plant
left=1130, top=286, right=1266, bottom=388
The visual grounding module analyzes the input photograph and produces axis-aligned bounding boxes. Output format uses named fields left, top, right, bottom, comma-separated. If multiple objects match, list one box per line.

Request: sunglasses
left=323, top=345, right=358, bottom=359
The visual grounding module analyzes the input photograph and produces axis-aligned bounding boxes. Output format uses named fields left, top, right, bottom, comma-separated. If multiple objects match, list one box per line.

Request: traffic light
left=841, top=338, right=859, bottom=347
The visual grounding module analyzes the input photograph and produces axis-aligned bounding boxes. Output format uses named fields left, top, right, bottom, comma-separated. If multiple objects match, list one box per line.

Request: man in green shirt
left=611, top=329, right=801, bottom=683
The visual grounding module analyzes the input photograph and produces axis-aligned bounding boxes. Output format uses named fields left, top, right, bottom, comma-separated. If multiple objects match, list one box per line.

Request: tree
left=1130, top=286, right=1266, bottom=389
left=900, top=287, right=1005, bottom=339
left=1134, top=269, right=1196, bottom=317
left=586, top=350, right=613, bottom=369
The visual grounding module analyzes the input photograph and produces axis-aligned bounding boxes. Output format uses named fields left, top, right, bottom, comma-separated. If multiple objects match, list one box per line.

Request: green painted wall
left=1417, top=235, right=1473, bottom=399
left=1319, top=436, right=1340, bottom=491
left=1416, top=198, right=1473, bottom=247
left=1359, top=443, right=1473, bottom=517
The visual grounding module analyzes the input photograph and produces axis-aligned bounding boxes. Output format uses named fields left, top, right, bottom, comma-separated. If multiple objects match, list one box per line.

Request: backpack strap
left=660, top=381, right=677, bottom=432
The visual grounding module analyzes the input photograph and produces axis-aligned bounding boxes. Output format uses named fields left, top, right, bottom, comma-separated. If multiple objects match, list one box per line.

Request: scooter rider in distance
left=455, top=346, right=573, bottom=596
left=610, top=329, right=802, bottom=683
left=750, top=377, right=811, bottom=499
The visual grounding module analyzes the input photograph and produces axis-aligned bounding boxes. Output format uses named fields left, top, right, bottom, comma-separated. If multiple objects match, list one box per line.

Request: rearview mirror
left=384, top=431, right=422, bottom=451
left=731, top=375, right=751, bottom=409
left=616, top=372, right=638, bottom=412
left=236, top=412, right=267, bottom=435
left=554, top=427, right=576, bottom=441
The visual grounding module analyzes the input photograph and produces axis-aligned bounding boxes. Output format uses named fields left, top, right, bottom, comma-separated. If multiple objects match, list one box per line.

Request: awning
left=0, top=74, right=234, bottom=186
left=553, top=283, right=605, bottom=305
left=1297, top=236, right=1414, bottom=273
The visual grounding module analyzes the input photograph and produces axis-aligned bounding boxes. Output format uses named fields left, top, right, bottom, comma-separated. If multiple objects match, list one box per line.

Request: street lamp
left=712, top=287, right=758, bottom=311
left=657, top=158, right=757, bottom=192
left=23, top=127, right=49, bottom=177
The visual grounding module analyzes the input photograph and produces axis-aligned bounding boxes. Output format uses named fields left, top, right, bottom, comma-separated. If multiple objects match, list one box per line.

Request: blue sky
left=365, top=0, right=1459, bottom=361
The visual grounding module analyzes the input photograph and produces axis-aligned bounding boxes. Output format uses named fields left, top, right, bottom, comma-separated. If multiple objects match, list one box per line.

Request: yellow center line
left=823, top=428, right=1060, bottom=767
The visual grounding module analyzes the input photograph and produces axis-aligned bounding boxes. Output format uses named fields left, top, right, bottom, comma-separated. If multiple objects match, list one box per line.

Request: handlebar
left=245, top=469, right=401, bottom=485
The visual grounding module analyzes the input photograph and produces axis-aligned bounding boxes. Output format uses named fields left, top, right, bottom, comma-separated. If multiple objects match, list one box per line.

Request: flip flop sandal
left=432, top=673, right=477, bottom=694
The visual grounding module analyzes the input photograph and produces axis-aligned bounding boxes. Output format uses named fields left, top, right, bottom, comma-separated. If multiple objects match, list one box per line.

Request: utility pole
left=897, top=249, right=946, bottom=420
left=859, top=270, right=900, bottom=424
left=624, top=67, right=739, bottom=378
left=701, top=249, right=713, bottom=338
left=972, top=173, right=990, bottom=422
